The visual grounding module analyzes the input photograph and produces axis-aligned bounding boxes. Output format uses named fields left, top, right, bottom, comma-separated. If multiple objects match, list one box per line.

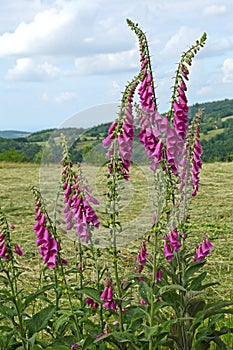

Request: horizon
left=0, top=1, right=233, bottom=131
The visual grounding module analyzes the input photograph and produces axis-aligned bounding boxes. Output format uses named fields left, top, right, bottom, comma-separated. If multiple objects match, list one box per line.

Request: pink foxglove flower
left=86, top=297, right=99, bottom=309
left=156, top=268, right=162, bottom=282
left=0, top=233, right=8, bottom=259
left=61, top=152, right=99, bottom=243
left=194, top=238, right=213, bottom=262
left=192, top=138, right=202, bottom=196
left=164, top=242, right=173, bottom=262
left=167, top=230, right=181, bottom=252
left=136, top=240, right=148, bottom=272
left=102, top=81, right=137, bottom=180
left=14, top=244, right=24, bottom=256
left=101, top=281, right=116, bottom=310
left=33, top=202, right=58, bottom=269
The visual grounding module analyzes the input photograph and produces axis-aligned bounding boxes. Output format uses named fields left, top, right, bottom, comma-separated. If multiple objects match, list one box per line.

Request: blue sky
left=0, top=0, right=233, bottom=131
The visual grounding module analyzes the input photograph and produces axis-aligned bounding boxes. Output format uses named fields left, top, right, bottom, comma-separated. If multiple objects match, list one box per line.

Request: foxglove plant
left=1, top=19, right=233, bottom=350
left=61, top=137, right=99, bottom=243
left=33, top=192, right=59, bottom=269
left=95, top=20, right=233, bottom=350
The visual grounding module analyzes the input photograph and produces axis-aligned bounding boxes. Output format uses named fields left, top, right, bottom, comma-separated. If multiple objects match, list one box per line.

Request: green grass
left=200, top=128, right=225, bottom=141
left=222, top=115, right=233, bottom=121
left=0, top=161, right=233, bottom=300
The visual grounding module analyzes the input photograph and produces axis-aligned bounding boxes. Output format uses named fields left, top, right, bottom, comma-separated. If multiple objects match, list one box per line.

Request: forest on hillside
left=0, top=99, right=233, bottom=163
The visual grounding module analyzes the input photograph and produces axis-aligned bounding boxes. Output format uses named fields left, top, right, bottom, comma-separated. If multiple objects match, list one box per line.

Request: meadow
left=0, top=161, right=232, bottom=300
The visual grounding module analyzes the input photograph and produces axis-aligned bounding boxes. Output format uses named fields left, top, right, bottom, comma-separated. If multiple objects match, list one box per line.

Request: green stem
left=2, top=263, right=28, bottom=350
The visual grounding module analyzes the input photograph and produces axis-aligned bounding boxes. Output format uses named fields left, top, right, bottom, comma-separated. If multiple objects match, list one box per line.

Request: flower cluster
left=194, top=238, right=213, bottom=262
left=166, top=125, right=185, bottom=175
left=102, top=81, right=137, bottom=180
left=0, top=233, right=8, bottom=259
left=61, top=147, right=99, bottom=243
left=86, top=297, right=99, bottom=309
left=101, top=281, right=116, bottom=310
left=33, top=204, right=58, bottom=269
left=136, top=240, right=148, bottom=272
left=164, top=230, right=181, bottom=262
left=192, top=138, right=202, bottom=196
left=173, top=77, right=189, bottom=140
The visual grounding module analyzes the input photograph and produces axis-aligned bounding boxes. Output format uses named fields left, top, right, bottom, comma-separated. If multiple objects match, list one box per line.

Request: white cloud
left=74, top=49, right=139, bottom=75
left=203, top=5, right=227, bottom=16
left=0, top=1, right=133, bottom=58
left=197, top=86, right=212, bottom=95
left=199, top=37, right=233, bottom=58
left=54, top=91, right=76, bottom=103
left=222, top=58, right=233, bottom=82
left=158, top=26, right=201, bottom=63
left=6, top=58, right=60, bottom=81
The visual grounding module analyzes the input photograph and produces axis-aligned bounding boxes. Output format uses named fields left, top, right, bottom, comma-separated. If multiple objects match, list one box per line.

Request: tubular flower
left=33, top=202, right=58, bottom=269
left=71, top=194, right=99, bottom=243
left=166, top=125, right=185, bottom=175
left=101, top=281, right=116, bottom=310
left=0, top=233, right=8, bottom=259
left=164, top=242, right=173, bottom=262
left=14, top=244, right=24, bottom=256
left=137, top=46, right=165, bottom=171
left=173, top=78, right=189, bottom=140
left=167, top=230, right=181, bottom=252
left=61, top=144, right=99, bottom=242
left=102, top=81, right=137, bottom=180
left=86, top=297, right=99, bottom=309
left=136, top=240, right=148, bottom=272
left=192, top=138, right=202, bottom=196
left=156, top=268, right=162, bottom=282
left=193, top=238, right=213, bottom=262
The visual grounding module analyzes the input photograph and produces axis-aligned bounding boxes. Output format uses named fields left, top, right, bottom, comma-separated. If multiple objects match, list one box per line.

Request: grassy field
left=0, top=161, right=233, bottom=301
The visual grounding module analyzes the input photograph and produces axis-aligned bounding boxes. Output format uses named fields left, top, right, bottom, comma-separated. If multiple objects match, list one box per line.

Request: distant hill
left=0, top=130, right=31, bottom=139
left=0, top=98, right=232, bottom=163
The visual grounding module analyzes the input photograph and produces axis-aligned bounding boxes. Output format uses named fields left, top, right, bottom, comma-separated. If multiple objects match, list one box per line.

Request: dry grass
left=0, top=161, right=233, bottom=300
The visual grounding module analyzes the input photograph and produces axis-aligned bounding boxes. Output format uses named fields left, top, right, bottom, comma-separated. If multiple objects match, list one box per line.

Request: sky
left=0, top=0, right=233, bottom=132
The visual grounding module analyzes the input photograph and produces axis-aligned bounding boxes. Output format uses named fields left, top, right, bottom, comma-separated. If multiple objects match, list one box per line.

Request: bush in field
left=0, top=19, right=233, bottom=350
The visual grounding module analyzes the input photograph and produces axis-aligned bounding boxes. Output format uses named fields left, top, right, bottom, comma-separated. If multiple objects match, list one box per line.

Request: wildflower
left=192, top=138, right=202, bottom=196
left=61, top=158, right=99, bottom=243
left=193, top=238, right=213, bottom=262
left=102, top=79, right=137, bottom=180
left=136, top=240, right=148, bottom=272
left=33, top=203, right=58, bottom=269
left=14, top=244, right=24, bottom=256
left=156, top=268, right=162, bottom=282
left=166, top=125, right=185, bottom=175
left=0, top=233, right=8, bottom=259
left=140, top=299, right=147, bottom=305
left=173, top=78, right=189, bottom=140
left=167, top=230, right=181, bottom=252
left=70, top=344, right=79, bottom=349
left=101, top=281, right=116, bottom=310
left=86, top=297, right=99, bottom=309
left=164, top=242, right=173, bottom=262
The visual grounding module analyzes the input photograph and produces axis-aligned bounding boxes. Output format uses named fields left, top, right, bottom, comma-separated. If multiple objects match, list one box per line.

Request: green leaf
left=26, top=305, right=56, bottom=338
left=184, top=261, right=206, bottom=284
left=0, top=303, right=16, bottom=320
left=24, top=284, right=54, bottom=309
left=54, top=311, right=73, bottom=333
left=82, top=335, right=96, bottom=350
left=124, top=306, right=150, bottom=325
left=189, top=271, right=207, bottom=290
left=139, top=281, right=151, bottom=304
left=45, top=346, right=69, bottom=350
left=76, top=287, right=101, bottom=303
left=159, top=284, right=186, bottom=294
